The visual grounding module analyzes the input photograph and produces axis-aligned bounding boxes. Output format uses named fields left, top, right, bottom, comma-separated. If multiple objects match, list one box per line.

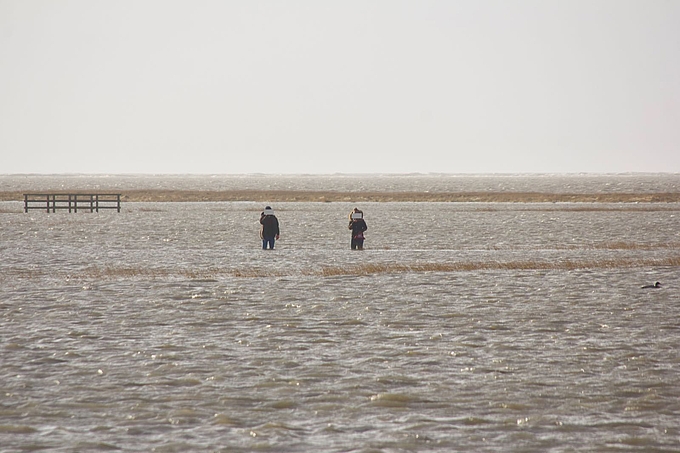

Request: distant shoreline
left=3, top=190, right=680, bottom=203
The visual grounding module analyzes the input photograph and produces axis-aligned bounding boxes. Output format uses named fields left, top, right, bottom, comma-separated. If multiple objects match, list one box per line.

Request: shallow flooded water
left=1, top=175, right=680, bottom=452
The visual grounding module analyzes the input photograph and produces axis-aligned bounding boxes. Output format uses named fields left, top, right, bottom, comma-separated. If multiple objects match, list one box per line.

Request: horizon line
left=2, top=171, right=680, bottom=177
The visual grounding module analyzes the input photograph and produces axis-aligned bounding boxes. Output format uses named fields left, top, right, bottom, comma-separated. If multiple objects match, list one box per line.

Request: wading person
left=348, top=208, right=367, bottom=250
left=260, top=206, right=280, bottom=250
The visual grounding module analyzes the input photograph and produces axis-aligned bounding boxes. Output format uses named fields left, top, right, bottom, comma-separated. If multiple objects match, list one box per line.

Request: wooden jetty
left=24, top=194, right=122, bottom=213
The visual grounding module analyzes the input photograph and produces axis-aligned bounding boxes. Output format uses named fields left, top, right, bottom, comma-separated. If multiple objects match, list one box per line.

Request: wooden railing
left=24, top=194, right=122, bottom=213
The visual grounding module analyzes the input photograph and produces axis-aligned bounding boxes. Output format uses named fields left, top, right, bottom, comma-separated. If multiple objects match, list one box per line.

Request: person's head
left=263, top=206, right=274, bottom=216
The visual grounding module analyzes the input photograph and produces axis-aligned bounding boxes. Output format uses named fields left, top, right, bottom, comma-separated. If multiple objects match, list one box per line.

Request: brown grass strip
left=4, top=190, right=680, bottom=203
left=5, top=256, right=677, bottom=282
left=124, top=190, right=680, bottom=203
left=314, top=257, right=680, bottom=276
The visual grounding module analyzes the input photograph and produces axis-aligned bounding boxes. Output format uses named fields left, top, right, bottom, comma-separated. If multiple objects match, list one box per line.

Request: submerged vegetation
left=3, top=189, right=680, bottom=203
left=5, top=256, right=679, bottom=282
left=116, top=190, right=680, bottom=203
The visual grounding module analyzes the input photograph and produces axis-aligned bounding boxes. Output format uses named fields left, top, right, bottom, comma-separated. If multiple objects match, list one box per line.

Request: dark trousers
left=262, top=237, right=275, bottom=250
left=351, top=237, right=364, bottom=250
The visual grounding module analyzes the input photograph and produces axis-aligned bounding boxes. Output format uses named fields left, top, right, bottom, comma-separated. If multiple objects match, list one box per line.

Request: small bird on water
left=640, top=282, right=661, bottom=289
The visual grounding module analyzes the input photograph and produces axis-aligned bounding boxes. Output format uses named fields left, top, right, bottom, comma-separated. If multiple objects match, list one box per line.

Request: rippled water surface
left=1, top=175, right=680, bottom=452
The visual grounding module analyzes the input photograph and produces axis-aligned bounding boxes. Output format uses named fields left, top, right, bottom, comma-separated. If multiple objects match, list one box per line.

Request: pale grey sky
left=1, top=0, right=678, bottom=174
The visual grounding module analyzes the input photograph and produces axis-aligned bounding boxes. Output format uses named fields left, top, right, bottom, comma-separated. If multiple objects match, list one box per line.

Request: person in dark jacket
left=259, top=206, right=280, bottom=250
left=348, top=208, right=367, bottom=250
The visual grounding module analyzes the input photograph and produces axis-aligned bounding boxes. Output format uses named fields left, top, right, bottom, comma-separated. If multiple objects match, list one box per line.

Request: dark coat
left=260, top=214, right=280, bottom=239
left=349, top=218, right=367, bottom=238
